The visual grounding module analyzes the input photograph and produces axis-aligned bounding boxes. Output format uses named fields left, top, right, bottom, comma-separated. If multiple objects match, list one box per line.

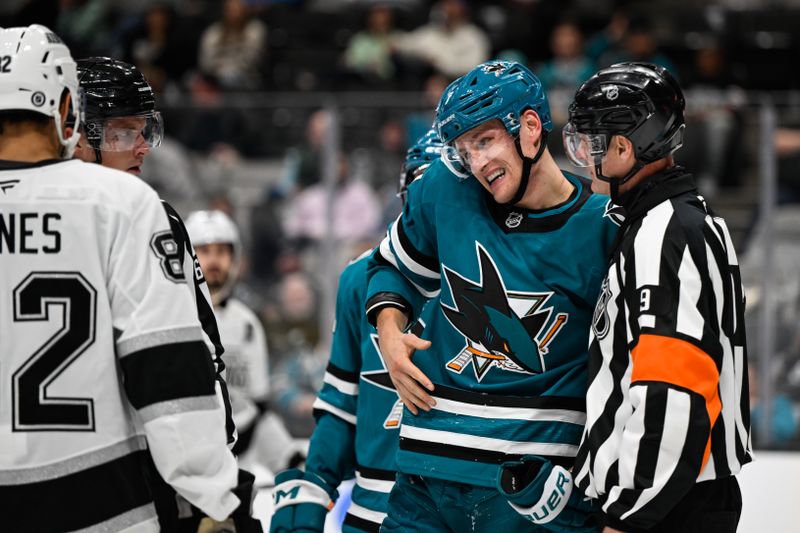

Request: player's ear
left=521, top=109, right=542, bottom=137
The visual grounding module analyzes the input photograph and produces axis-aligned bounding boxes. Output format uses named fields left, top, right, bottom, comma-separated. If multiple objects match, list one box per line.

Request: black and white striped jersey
left=573, top=168, right=753, bottom=531
left=0, top=159, right=240, bottom=532
left=162, top=201, right=237, bottom=445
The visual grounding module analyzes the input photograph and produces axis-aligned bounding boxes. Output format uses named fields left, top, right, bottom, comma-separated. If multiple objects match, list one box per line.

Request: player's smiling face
left=454, top=120, right=522, bottom=204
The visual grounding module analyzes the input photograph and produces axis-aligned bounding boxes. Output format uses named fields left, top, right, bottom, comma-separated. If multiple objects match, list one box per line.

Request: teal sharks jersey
left=366, top=159, right=621, bottom=488
left=309, top=253, right=422, bottom=532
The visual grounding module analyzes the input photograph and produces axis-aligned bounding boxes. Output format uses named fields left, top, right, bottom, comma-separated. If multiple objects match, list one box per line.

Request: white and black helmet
left=185, top=210, right=242, bottom=300
left=0, top=24, right=82, bottom=157
left=186, top=210, right=241, bottom=251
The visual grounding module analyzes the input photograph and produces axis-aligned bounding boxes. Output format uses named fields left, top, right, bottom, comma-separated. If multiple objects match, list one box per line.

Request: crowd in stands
left=3, top=0, right=800, bottom=447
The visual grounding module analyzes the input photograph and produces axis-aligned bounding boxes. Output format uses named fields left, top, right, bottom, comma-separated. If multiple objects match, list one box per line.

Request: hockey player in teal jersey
left=269, top=131, right=443, bottom=533
left=366, top=60, right=621, bottom=532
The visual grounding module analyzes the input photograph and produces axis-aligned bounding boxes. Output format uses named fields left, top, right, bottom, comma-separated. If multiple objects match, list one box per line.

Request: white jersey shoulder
left=216, top=297, right=270, bottom=402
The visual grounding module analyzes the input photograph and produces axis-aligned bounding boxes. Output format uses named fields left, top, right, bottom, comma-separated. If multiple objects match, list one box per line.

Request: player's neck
left=514, top=151, right=573, bottom=211
left=0, top=128, right=60, bottom=162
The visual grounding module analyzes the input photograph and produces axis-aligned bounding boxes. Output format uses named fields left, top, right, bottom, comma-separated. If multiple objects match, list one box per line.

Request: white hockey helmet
left=185, top=210, right=242, bottom=301
left=0, top=25, right=82, bottom=157
left=185, top=210, right=241, bottom=252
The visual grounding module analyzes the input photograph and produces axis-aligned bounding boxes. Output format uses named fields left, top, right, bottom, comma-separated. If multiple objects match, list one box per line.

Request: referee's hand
left=376, top=307, right=434, bottom=415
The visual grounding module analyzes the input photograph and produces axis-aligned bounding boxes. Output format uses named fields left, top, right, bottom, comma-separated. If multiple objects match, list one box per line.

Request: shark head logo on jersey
left=441, top=243, right=568, bottom=381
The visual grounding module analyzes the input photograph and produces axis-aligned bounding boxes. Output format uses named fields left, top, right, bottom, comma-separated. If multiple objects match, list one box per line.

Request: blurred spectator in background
left=179, top=72, right=253, bottom=154
left=679, top=41, right=746, bottom=196
left=602, top=14, right=676, bottom=74
left=283, top=151, right=382, bottom=244
left=265, top=272, right=325, bottom=437
left=537, top=18, right=594, bottom=94
left=209, top=190, right=237, bottom=217
left=56, top=0, right=111, bottom=57
left=339, top=5, right=401, bottom=88
left=249, top=188, right=288, bottom=287
left=391, top=0, right=490, bottom=86
left=199, top=0, right=267, bottom=90
left=585, top=3, right=629, bottom=67
left=484, top=0, right=562, bottom=67
left=405, top=72, right=449, bottom=145
left=280, top=108, right=332, bottom=193
left=118, top=3, right=198, bottom=94
left=370, top=118, right=407, bottom=189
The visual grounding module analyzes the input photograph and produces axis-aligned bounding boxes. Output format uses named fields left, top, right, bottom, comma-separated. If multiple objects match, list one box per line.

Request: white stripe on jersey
left=138, top=396, right=220, bottom=423
left=634, top=201, right=673, bottom=330
left=379, top=235, right=439, bottom=299
left=431, top=396, right=586, bottom=425
left=676, top=246, right=704, bottom=340
left=389, top=219, right=439, bottom=280
left=312, top=398, right=357, bottom=425
left=116, top=326, right=204, bottom=358
left=615, top=389, right=691, bottom=521
left=355, top=471, right=395, bottom=494
left=347, top=502, right=388, bottom=524
left=323, top=371, right=358, bottom=396
left=617, top=384, right=646, bottom=492
left=401, top=425, right=579, bottom=457
left=72, top=504, right=159, bottom=533
left=0, top=435, right=147, bottom=485
left=733, top=345, right=749, bottom=464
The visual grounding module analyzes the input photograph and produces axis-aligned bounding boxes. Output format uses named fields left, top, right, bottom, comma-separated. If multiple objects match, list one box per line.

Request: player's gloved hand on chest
left=497, top=455, right=599, bottom=532
left=270, top=469, right=337, bottom=533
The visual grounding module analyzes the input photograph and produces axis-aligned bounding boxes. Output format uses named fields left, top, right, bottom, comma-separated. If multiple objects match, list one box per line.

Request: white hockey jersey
left=215, top=297, right=270, bottom=431
left=0, top=159, right=240, bottom=532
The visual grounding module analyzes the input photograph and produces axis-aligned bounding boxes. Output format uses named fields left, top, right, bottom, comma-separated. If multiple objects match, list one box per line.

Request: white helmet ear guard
left=0, top=25, right=82, bottom=157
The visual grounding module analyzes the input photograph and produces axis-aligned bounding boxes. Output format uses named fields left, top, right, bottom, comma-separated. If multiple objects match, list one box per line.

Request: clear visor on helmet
left=562, top=122, right=609, bottom=168
left=86, top=111, right=164, bottom=152
left=441, top=126, right=516, bottom=180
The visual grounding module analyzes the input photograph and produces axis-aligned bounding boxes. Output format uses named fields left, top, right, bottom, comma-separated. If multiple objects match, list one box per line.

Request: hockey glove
left=270, top=469, right=337, bottom=533
left=497, top=455, right=599, bottom=532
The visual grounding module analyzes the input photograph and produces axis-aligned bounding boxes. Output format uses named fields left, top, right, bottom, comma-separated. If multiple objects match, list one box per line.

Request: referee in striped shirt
left=562, top=63, right=753, bottom=532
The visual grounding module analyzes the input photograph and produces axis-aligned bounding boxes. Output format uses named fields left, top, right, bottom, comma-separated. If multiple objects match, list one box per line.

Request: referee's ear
left=611, top=135, right=636, bottom=165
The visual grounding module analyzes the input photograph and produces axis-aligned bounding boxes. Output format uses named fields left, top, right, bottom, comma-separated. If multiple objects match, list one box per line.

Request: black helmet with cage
left=76, top=57, right=163, bottom=161
left=564, top=62, right=685, bottom=198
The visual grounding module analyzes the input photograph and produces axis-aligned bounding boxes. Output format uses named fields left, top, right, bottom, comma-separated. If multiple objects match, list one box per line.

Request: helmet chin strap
left=507, top=130, right=548, bottom=206
left=593, top=159, right=643, bottom=203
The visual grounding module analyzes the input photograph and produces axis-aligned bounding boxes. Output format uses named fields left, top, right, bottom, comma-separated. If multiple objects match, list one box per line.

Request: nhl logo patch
left=505, top=212, right=523, bottom=229
left=602, top=84, right=619, bottom=101
left=31, top=91, right=46, bottom=107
